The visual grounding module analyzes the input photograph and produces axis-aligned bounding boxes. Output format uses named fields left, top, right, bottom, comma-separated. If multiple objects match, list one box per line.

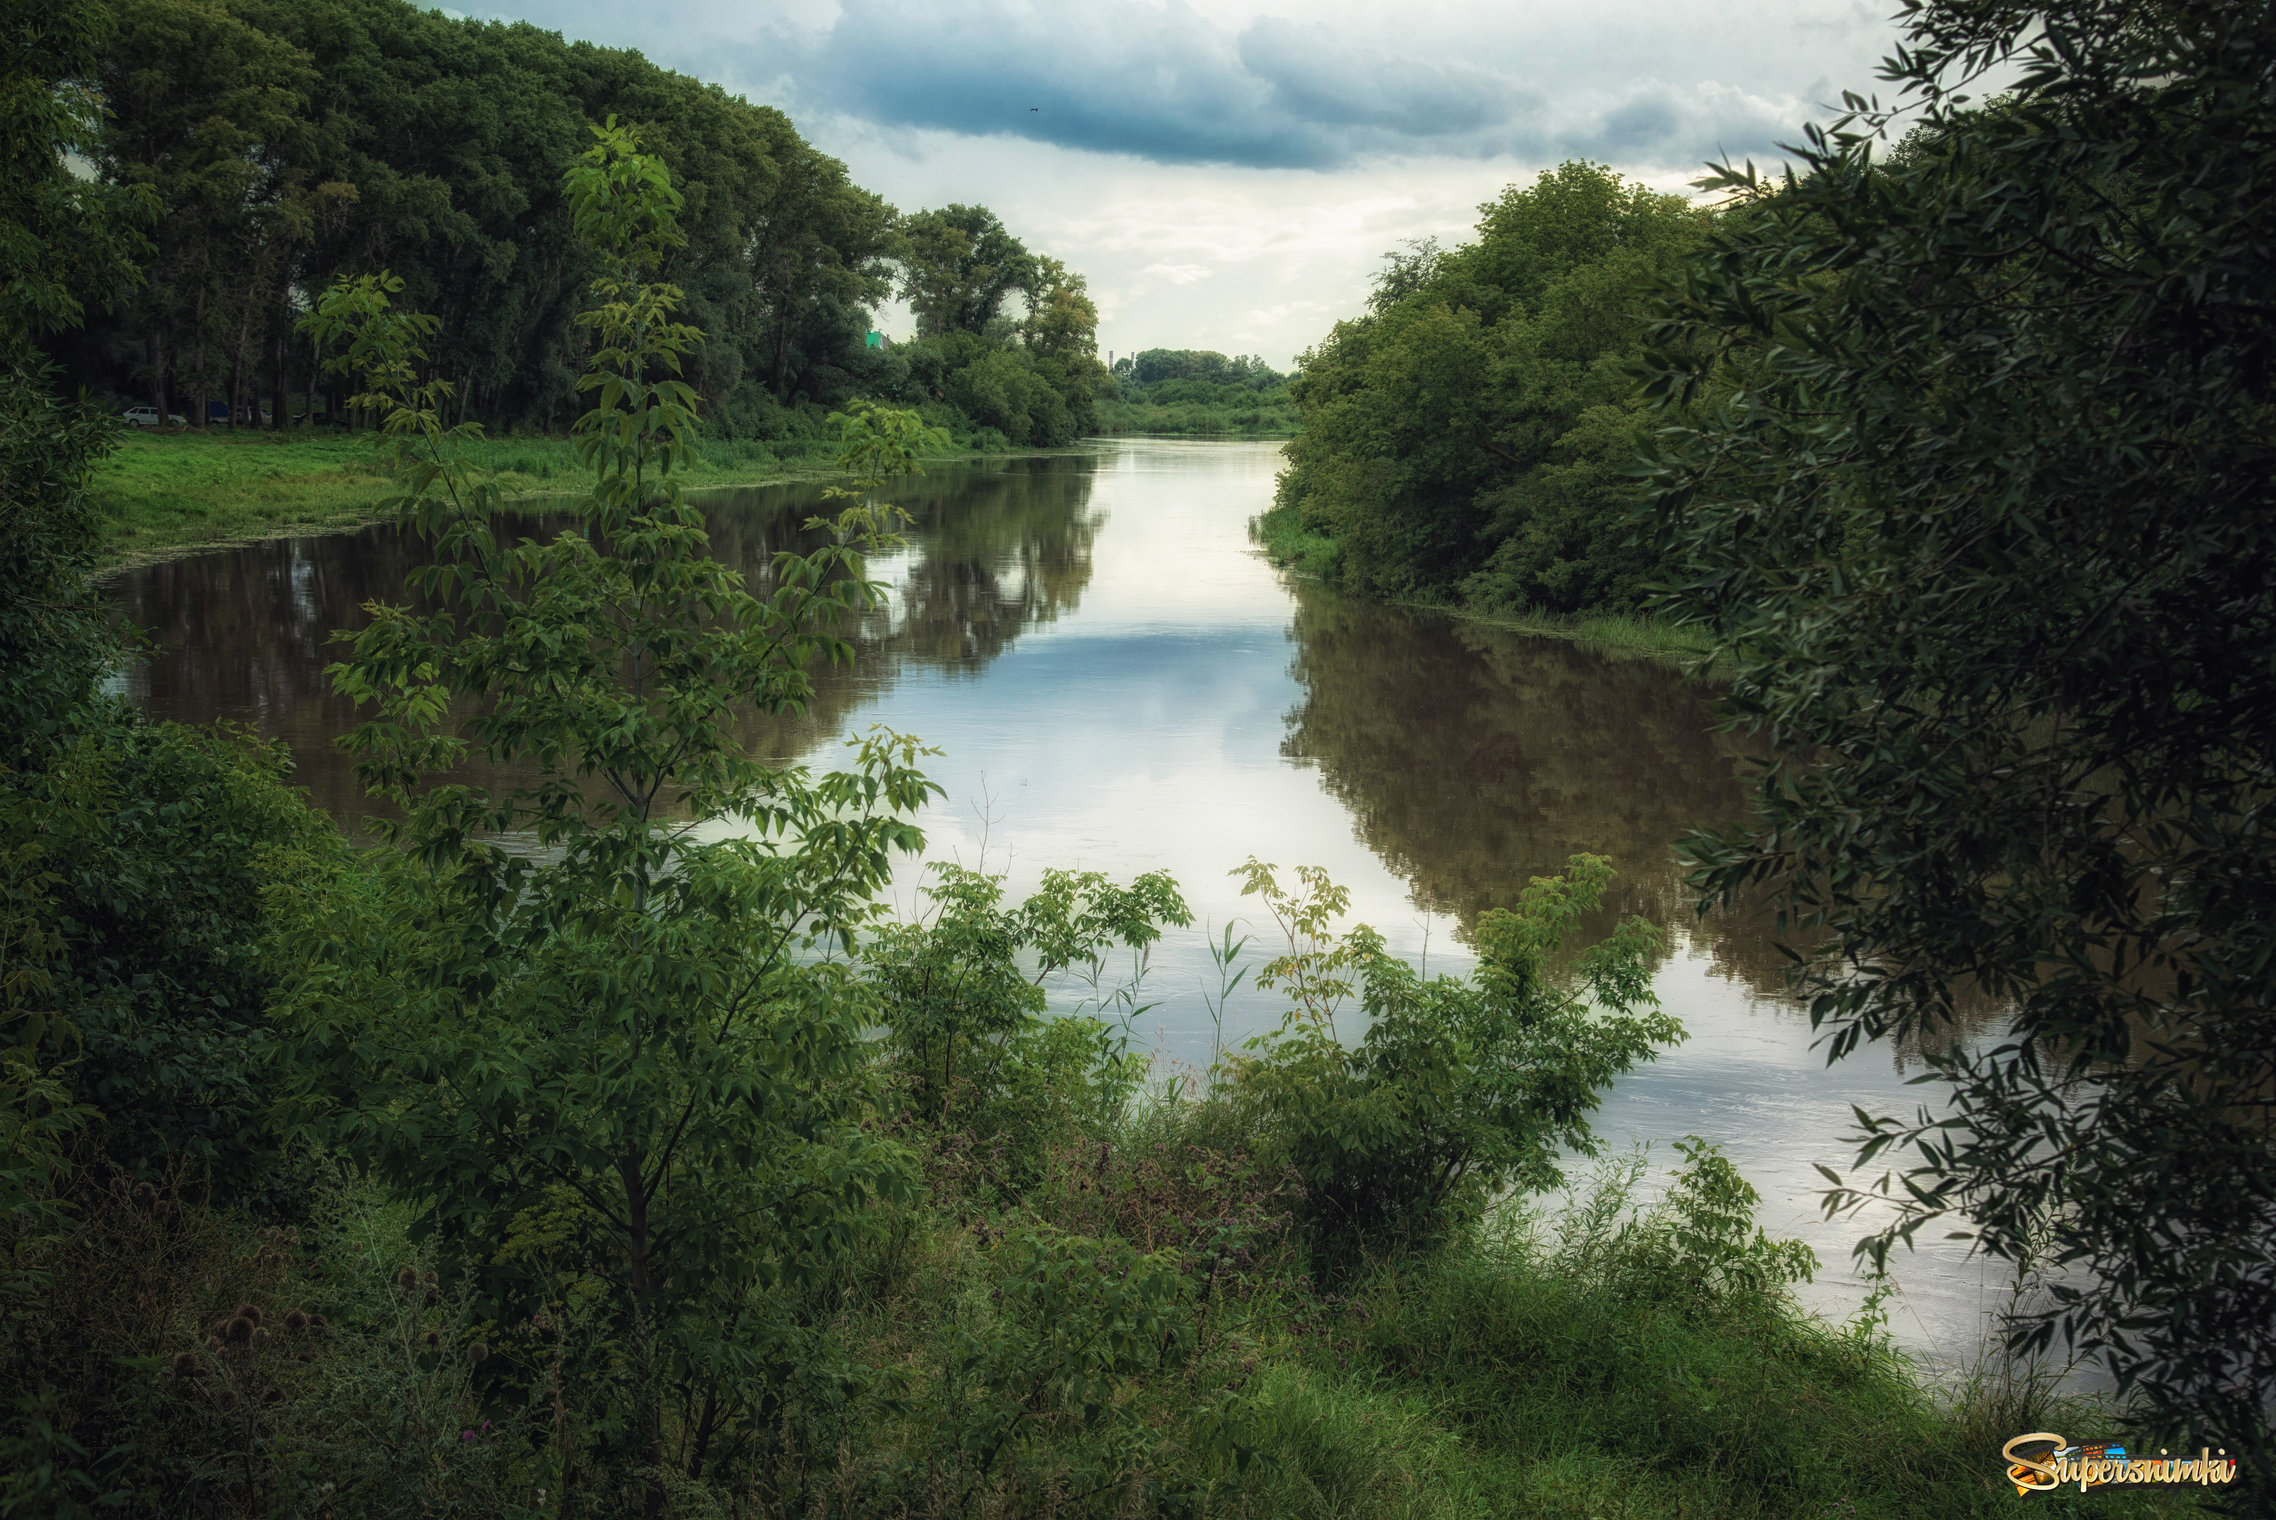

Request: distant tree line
left=1097, top=348, right=1295, bottom=437
left=1112, top=349, right=1285, bottom=390
left=39, top=0, right=1106, bottom=446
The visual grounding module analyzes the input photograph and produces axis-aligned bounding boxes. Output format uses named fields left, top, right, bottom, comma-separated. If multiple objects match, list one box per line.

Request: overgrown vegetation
left=14, top=0, right=2276, bottom=1512
left=1643, top=0, right=2276, bottom=1485
left=1098, top=350, right=1295, bottom=437
left=1267, top=164, right=1709, bottom=618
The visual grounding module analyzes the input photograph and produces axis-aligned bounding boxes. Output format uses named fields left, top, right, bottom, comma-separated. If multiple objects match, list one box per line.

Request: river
left=108, top=436, right=2022, bottom=1372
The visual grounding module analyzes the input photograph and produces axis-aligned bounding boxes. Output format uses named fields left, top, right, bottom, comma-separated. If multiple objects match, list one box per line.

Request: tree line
left=1096, top=348, right=1295, bottom=437
left=40, top=0, right=1107, bottom=448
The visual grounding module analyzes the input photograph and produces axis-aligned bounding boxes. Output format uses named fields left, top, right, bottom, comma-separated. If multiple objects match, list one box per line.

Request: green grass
left=1229, top=1236, right=2208, bottom=1520
left=89, top=426, right=1010, bottom=569
left=792, top=1110, right=2217, bottom=1520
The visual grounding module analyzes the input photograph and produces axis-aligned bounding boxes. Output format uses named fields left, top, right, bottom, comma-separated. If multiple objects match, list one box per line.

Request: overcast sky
left=474, top=0, right=1909, bottom=366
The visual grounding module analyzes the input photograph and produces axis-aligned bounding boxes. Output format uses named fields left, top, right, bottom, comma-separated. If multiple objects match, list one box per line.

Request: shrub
left=865, top=864, right=1189, bottom=1197
left=1224, top=854, right=1682, bottom=1277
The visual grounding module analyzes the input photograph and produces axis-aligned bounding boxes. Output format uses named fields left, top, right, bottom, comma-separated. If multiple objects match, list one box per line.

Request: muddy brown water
left=109, top=437, right=2028, bottom=1370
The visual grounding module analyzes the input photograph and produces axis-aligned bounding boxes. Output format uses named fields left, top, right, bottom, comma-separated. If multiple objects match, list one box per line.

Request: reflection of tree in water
left=1278, top=584, right=1791, bottom=992
left=884, top=459, right=1102, bottom=669
left=107, top=455, right=1103, bottom=826
left=726, top=455, right=1103, bottom=759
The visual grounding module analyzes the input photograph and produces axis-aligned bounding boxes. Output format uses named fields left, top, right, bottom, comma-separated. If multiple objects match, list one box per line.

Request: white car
left=122, top=406, right=185, bottom=427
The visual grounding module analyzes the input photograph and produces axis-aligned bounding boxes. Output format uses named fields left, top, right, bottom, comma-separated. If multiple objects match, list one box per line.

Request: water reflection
left=107, top=439, right=2014, bottom=1367
left=108, top=455, right=1106, bottom=823
left=1279, top=587, right=1797, bottom=990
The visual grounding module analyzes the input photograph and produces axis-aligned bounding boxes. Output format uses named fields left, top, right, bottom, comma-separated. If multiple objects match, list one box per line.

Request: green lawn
left=90, top=427, right=973, bottom=568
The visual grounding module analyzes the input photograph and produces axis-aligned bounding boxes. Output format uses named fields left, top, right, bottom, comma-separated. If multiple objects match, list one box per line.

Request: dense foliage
left=1224, top=855, right=1680, bottom=1278
left=41, top=0, right=1102, bottom=448
left=1645, top=0, right=2276, bottom=1479
left=1270, top=163, right=1708, bottom=614
left=18, top=0, right=2276, bottom=1510
left=1099, top=349, right=1294, bottom=437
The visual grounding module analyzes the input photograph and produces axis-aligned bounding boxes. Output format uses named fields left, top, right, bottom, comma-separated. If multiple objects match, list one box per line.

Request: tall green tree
left=900, top=202, right=1032, bottom=338
left=280, top=124, right=932, bottom=1497
left=1018, top=255, right=1098, bottom=362
left=98, top=0, right=322, bottom=426
left=1, top=0, right=149, bottom=353
left=1645, top=0, right=2276, bottom=1473
left=1277, top=163, right=1707, bottom=610
left=744, top=134, right=895, bottom=407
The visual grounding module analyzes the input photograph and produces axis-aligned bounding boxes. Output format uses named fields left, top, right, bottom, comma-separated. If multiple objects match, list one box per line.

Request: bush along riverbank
left=1252, top=500, right=1716, bottom=665
left=1258, top=166, right=1722, bottom=662
left=5, top=834, right=2202, bottom=1518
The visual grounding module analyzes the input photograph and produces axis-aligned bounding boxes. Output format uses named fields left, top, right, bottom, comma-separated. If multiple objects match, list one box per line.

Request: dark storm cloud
left=726, top=0, right=1797, bottom=172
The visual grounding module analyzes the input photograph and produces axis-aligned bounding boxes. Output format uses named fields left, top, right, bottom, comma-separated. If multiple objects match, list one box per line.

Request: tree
left=1643, top=0, right=2276, bottom=1474
left=864, top=864, right=1189, bottom=1188
left=98, top=0, right=323, bottom=428
left=744, top=133, right=895, bottom=406
left=900, top=203, right=1032, bottom=338
left=1277, top=162, right=1707, bottom=609
left=1018, top=255, right=1098, bottom=362
left=278, top=124, right=933, bottom=1500
left=0, top=0, right=149, bottom=354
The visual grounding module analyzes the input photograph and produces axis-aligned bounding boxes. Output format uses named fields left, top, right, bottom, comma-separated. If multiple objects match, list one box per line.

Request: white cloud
left=479, top=0, right=1911, bottom=363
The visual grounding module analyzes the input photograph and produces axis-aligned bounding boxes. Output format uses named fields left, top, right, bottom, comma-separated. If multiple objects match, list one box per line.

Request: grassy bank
left=22, top=1119, right=2204, bottom=1519
left=90, top=427, right=1030, bottom=569
left=1252, top=500, right=1717, bottom=665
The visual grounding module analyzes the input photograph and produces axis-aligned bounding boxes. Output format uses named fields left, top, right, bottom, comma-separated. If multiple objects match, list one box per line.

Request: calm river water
left=108, top=437, right=2018, bottom=1369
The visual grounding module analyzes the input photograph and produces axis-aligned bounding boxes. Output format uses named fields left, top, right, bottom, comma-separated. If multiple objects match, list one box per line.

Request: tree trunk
left=148, top=331, right=168, bottom=420
left=617, top=1157, right=668, bottom=1520
left=271, top=315, right=287, bottom=431
left=191, top=290, right=207, bottom=430
left=772, top=289, right=793, bottom=403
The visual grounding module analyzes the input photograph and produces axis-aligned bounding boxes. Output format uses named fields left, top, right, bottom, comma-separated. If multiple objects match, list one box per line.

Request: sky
left=470, top=0, right=1911, bottom=367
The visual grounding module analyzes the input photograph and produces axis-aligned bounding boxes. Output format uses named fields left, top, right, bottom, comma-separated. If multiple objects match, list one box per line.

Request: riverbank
left=1251, top=501, right=1717, bottom=668
left=90, top=428, right=1067, bottom=571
